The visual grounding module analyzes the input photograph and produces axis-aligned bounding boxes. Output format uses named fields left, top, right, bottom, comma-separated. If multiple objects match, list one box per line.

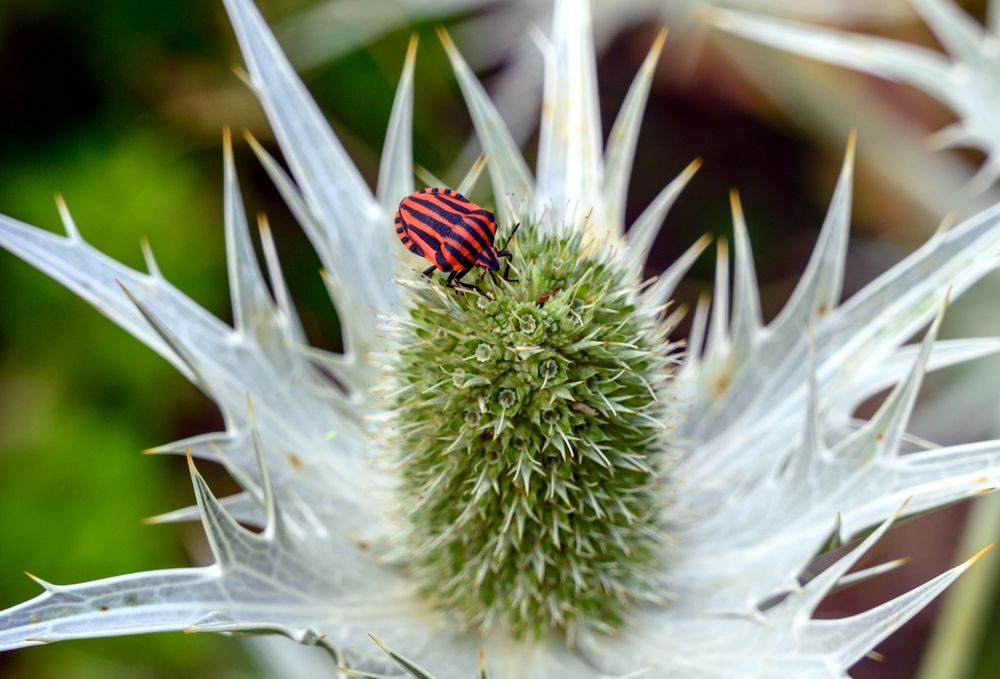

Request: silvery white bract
left=279, top=0, right=913, bottom=169
left=279, top=0, right=912, bottom=69
left=2, top=0, right=1000, bottom=677
left=708, top=0, right=1000, bottom=194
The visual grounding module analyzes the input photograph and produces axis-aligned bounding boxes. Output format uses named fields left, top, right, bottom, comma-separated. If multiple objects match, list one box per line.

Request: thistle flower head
left=393, top=225, right=676, bottom=638
left=4, top=0, right=1000, bottom=677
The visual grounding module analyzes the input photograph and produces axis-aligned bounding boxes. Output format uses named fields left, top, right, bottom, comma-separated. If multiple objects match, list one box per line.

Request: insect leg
left=496, top=251, right=518, bottom=282
left=422, top=265, right=437, bottom=277
left=453, top=269, right=492, bottom=299
left=494, top=222, right=520, bottom=282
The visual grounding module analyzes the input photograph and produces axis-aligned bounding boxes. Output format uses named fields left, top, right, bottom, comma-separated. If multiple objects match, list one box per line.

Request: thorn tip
left=968, top=542, right=996, bottom=566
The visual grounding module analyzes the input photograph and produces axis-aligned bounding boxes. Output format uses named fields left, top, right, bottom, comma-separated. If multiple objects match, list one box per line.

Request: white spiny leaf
left=729, top=191, right=763, bottom=350
left=456, top=153, right=488, bottom=198
left=222, top=0, right=398, bottom=311
left=834, top=303, right=945, bottom=465
left=833, top=557, right=910, bottom=591
left=581, top=528, right=970, bottom=677
left=0, top=567, right=232, bottom=651
left=802, top=548, right=990, bottom=667
left=139, top=237, right=163, bottom=279
left=786, top=504, right=906, bottom=621
left=188, top=452, right=268, bottom=568
left=0, top=214, right=197, bottom=382
left=258, top=214, right=308, bottom=344
left=704, top=239, right=731, bottom=360
left=144, top=491, right=264, bottom=529
left=377, top=35, right=418, bottom=214
left=535, top=0, right=603, bottom=235
left=437, top=27, right=533, bottom=226
left=706, top=8, right=954, bottom=101
left=223, top=128, right=277, bottom=337
left=626, top=159, right=702, bottom=268
left=833, top=202, right=1000, bottom=366
left=770, top=132, right=853, bottom=341
left=243, top=130, right=380, bottom=380
left=639, top=234, right=711, bottom=314
left=709, top=1, right=1000, bottom=190
left=839, top=338, right=1000, bottom=410
left=603, top=27, right=667, bottom=236
left=909, top=0, right=985, bottom=64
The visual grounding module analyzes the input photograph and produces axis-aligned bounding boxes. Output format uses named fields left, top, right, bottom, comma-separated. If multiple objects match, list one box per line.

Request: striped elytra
left=395, top=187, right=501, bottom=273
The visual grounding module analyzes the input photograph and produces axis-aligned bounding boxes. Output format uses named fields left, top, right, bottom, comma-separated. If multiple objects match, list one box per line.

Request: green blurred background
left=0, top=0, right=998, bottom=677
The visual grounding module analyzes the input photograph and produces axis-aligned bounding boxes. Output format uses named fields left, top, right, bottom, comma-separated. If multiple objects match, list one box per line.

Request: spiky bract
left=391, top=225, right=676, bottom=640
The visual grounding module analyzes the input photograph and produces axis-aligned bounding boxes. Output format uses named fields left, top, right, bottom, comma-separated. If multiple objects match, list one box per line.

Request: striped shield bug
left=395, top=187, right=518, bottom=297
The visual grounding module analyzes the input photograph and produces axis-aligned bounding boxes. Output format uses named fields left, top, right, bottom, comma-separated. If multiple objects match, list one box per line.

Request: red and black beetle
left=395, top=187, right=518, bottom=296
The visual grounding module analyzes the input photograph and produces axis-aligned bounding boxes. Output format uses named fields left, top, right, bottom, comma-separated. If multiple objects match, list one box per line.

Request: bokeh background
left=1, top=0, right=999, bottom=677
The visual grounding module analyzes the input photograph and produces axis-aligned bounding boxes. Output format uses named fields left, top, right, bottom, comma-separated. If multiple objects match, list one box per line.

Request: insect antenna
left=499, top=222, right=520, bottom=251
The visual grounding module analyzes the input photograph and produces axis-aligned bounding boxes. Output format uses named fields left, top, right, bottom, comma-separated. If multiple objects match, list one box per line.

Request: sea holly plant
left=6, top=0, right=1000, bottom=677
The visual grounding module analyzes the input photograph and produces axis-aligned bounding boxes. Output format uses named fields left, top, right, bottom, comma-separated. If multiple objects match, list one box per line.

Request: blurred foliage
left=2, top=0, right=999, bottom=678
left=0, top=1, right=241, bottom=677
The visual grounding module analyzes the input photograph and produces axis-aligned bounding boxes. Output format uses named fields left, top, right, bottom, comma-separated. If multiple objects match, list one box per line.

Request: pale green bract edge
left=3, top=0, right=1000, bottom=676
left=706, top=0, right=1000, bottom=192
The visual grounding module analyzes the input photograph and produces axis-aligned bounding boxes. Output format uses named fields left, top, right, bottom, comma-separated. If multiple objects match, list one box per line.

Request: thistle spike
left=791, top=500, right=909, bottom=622
left=785, top=328, right=823, bottom=484
left=142, top=491, right=263, bottom=528
left=685, top=293, right=712, bottom=365
left=142, top=431, right=231, bottom=460
left=641, top=233, right=711, bottom=310
left=604, top=26, right=669, bottom=234
left=834, top=557, right=911, bottom=591
left=836, top=297, right=947, bottom=465
left=186, top=448, right=265, bottom=569
left=367, top=633, right=436, bottom=679
left=705, top=238, right=730, bottom=358
left=729, top=189, right=762, bottom=349
left=770, top=131, right=853, bottom=338
left=456, top=153, right=488, bottom=197
left=626, top=158, right=702, bottom=267
left=377, top=33, right=418, bottom=212
left=117, top=281, right=206, bottom=391
left=24, top=571, right=60, bottom=593
left=414, top=165, right=448, bottom=190
left=223, top=127, right=275, bottom=336
left=437, top=25, right=533, bottom=226
left=535, top=0, right=603, bottom=235
left=821, top=544, right=993, bottom=668
left=53, top=193, right=81, bottom=241
left=246, top=395, right=284, bottom=544
left=257, top=212, right=307, bottom=343
left=138, top=237, right=163, bottom=279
